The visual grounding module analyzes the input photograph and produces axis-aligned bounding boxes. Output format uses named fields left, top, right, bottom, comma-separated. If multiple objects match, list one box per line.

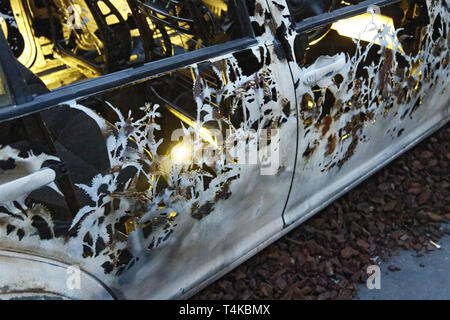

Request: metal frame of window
left=0, top=0, right=256, bottom=123
left=0, top=29, right=32, bottom=105
left=292, top=0, right=403, bottom=33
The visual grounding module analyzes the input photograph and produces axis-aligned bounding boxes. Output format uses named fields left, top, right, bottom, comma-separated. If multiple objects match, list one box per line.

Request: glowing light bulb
left=170, top=143, right=192, bottom=165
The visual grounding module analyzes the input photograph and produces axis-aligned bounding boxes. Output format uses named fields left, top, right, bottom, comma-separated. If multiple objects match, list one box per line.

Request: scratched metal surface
left=0, top=0, right=448, bottom=299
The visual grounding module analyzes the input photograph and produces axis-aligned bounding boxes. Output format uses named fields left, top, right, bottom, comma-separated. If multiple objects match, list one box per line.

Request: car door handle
left=0, top=168, right=56, bottom=204
left=303, top=53, right=346, bottom=86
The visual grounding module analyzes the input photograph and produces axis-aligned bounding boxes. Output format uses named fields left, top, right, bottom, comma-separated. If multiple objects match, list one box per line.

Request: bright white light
left=170, top=143, right=192, bottom=165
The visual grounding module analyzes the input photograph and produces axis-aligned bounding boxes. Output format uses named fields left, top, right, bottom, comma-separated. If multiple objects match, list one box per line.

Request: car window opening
left=292, top=0, right=431, bottom=139
left=292, top=0, right=429, bottom=64
left=1, top=0, right=245, bottom=91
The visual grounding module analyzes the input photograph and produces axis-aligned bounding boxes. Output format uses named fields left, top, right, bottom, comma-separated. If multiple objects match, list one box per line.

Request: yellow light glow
left=166, top=106, right=218, bottom=147
left=168, top=212, right=177, bottom=219
left=125, top=219, right=136, bottom=234
left=331, top=13, right=403, bottom=52
left=170, top=143, right=193, bottom=165
left=124, top=218, right=153, bottom=236
left=11, top=0, right=37, bottom=68
left=309, top=28, right=330, bottom=46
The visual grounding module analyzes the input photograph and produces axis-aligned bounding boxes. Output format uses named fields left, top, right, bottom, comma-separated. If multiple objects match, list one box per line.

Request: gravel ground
left=194, top=124, right=450, bottom=300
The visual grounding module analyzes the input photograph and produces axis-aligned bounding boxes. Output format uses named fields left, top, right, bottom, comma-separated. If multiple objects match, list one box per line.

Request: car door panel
left=267, top=0, right=450, bottom=225
left=0, top=0, right=298, bottom=299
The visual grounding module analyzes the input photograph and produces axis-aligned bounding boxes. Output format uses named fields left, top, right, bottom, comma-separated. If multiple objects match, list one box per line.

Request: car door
left=265, top=0, right=450, bottom=226
left=0, top=0, right=298, bottom=299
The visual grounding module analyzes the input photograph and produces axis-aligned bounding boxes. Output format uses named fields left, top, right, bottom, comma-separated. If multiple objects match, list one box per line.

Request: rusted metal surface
left=0, top=0, right=448, bottom=299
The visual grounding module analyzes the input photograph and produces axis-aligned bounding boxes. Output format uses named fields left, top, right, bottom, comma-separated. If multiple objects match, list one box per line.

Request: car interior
left=1, top=0, right=245, bottom=90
